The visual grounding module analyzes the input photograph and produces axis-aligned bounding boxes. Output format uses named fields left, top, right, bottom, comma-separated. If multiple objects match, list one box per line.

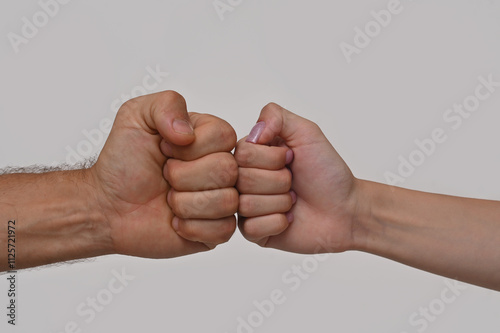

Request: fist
left=90, top=91, right=239, bottom=259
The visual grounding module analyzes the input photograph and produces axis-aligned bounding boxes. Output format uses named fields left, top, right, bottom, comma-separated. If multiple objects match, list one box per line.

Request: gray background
left=1, top=0, right=500, bottom=332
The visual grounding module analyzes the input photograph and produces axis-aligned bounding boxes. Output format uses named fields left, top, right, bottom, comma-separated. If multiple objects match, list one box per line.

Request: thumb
left=147, top=91, right=195, bottom=147
left=246, top=103, right=323, bottom=148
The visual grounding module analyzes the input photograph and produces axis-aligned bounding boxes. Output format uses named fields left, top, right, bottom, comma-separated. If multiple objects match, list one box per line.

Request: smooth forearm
left=0, top=170, right=112, bottom=271
left=353, top=180, right=500, bottom=291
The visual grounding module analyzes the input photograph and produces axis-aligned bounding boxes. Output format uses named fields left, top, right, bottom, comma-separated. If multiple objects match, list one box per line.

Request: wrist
left=76, top=168, right=115, bottom=257
left=350, top=180, right=408, bottom=257
left=350, top=179, right=381, bottom=253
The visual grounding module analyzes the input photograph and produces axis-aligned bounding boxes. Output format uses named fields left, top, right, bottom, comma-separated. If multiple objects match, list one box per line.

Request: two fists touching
left=3, top=89, right=496, bottom=289
left=91, top=90, right=357, bottom=259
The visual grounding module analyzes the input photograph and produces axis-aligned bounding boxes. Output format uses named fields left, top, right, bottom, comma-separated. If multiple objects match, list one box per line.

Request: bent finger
left=173, top=215, right=237, bottom=247
left=235, top=139, right=293, bottom=170
left=168, top=188, right=239, bottom=220
left=238, top=213, right=293, bottom=243
left=160, top=113, right=237, bottom=161
left=237, top=167, right=292, bottom=195
left=239, top=193, right=296, bottom=217
left=165, top=152, right=238, bottom=191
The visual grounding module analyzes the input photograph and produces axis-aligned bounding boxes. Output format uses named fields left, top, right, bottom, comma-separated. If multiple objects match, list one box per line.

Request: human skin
left=0, top=91, right=238, bottom=271
left=235, top=102, right=500, bottom=291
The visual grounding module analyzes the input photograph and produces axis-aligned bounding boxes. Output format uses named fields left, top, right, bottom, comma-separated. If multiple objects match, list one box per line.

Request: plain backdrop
left=1, top=1, right=500, bottom=332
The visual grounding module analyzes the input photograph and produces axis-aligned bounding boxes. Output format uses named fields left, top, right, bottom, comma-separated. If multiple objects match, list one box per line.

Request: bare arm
left=0, top=169, right=111, bottom=271
left=355, top=180, right=500, bottom=291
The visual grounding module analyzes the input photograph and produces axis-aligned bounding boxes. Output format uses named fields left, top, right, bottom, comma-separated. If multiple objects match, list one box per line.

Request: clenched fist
left=91, top=91, right=239, bottom=259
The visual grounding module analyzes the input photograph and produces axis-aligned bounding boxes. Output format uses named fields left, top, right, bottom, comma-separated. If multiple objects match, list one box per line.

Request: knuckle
left=304, top=120, right=322, bottom=135
left=116, top=98, right=141, bottom=121
left=192, top=191, right=210, bottom=214
left=262, top=102, right=281, bottom=113
left=238, top=195, right=252, bottom=216
left=210, top=154, right=238, bottom=188
left=158, top=90, right=185, bottom=105
left=236, top=169, right=255, bottom=193
left=223, top=188, right=239, bottom=215
left=120, top=98, right=140, bottom=112
left=224, top=156, right=239, bottom=186
left=235, top=144, right=257, bottom=167
left=216, top=121, right=237, bottom=151
left=241, top=220, right=260, bottom=240
left=216, top=217, right=237, bottom=244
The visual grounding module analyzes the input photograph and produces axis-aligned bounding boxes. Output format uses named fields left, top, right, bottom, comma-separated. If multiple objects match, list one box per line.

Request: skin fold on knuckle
left=210, top=154, right=238, bottom=188
left=186, top=217, right=236, bottom=246
left=115, top=98, right=143, bottom=128
left=241, top=219, right=264, bottom=242
left=160, top=90, right=185, bottom=105
left=186, top=188, right=238, bottom=219
left=251, top=214, right=288, bottom=242
left=215, top=217, right=237, bottom=244
left=236, top=169, right=256, bottom=194
left=222, top=188, right=239, bottom=216
left=216, top=122, right=237, bottom=152
left=238, top=195, right=256, bottom=217
left=235, top=143, right=257, bottom=167
left=176, top=220, right=204, bottom=242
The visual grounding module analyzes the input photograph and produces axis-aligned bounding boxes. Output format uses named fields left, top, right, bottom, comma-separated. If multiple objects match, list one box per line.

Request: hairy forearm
left=0, top=169, right=112, bottom=271
left=354, top=180, right=500, bottom=291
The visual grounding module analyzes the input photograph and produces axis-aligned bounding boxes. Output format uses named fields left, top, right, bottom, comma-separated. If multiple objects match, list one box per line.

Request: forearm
left=353, top=180, right=500, bottom=291
left=0, top=170, right=112, bottom=271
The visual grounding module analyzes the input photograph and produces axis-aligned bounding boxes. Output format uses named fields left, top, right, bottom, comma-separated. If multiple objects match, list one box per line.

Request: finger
left=117, top=90, right=196, bottom=147
left=235, top=138, right=293, bottom=170
left=239, top=193, right=296, bottom=217
left=164, top=152, right=238, bottom=192
left=245, top=102, right=325, bottom=147
left=160, top=113, right=237, bottom=161
left=173, top=215, right=237, bottom=246
left=238, top=213, right=293, bottom=243
left=168, top=188, right=239, bottom=220
left=237, top=167, right=292, bottom=195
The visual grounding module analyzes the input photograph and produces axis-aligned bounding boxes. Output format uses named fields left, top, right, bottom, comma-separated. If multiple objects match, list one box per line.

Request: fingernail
left=173, top=119, right=194, bottom=135
left=286, top=212, right=294, bottom=224
left=172, top=216, right=180, bottom=231
left=246, top=122, right=266, bottom=143
left=286, top=149, right=294, bottom=165
left=290, top=191, right=297, bottom=205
